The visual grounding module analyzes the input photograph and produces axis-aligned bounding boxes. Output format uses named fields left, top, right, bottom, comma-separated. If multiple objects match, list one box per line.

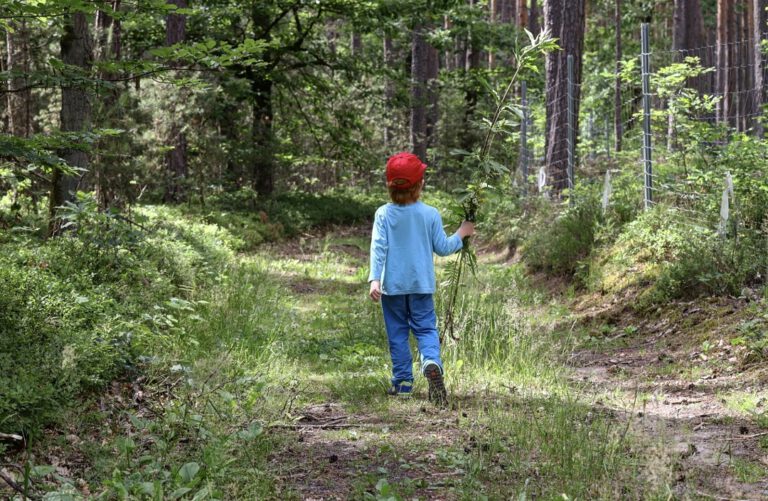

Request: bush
left=586, top=205, right=765, bottom=304
left=187, top=188, right=381, bottom=250
left=521, top=194, right=602, bottom=277
left=0, top=196, right=238, bottom=436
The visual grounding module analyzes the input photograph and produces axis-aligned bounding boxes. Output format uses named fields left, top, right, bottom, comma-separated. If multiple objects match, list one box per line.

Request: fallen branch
left=719, top=431, right=768, bottom=441
left=0, top=469, right=29, bottom=499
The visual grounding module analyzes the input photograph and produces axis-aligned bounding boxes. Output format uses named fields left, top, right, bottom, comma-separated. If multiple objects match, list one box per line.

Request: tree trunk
left=516, top=0, right=528, bottom=29
left=351, top=32, right=362, bottom=56
left=488, top=0, right=497, bottom=68
left=753, top=0, right=767, bottom=136
left=6, top=20, right=32, bottom=138
left=93, top=0, right=122, bottom=208
left=717, top=0, right=737, bottom=127
left=163, top=0, right=188, bottom=203
left=50, top=12, right=92, bottom=236
left=384, top=35, right=396, bottom=148
left=462, top=0, right=482, bottom=152
left=426, top=41, right=439, bottom=155
left=252, top=75, right=274, bottom=196
left=614, top=0, right=623, bottom=152
left=673, top=0, right=706, bottom=93
left=500, top=0, right=515, bottom=24
left=411, top=21, right=429, bottom=161
left=529, top=0, right=540, bottom=35
left=544, top=0, right=586, bottom=193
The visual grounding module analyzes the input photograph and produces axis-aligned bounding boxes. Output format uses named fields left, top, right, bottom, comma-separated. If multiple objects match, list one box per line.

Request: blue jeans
left=381, top=293, right=443, bottom=385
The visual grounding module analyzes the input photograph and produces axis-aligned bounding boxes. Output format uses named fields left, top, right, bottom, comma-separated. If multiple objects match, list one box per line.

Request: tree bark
left=6, top=20, right=32, bottom=138
left=384, top=35, right=396, bottom=148
left=717, top=0, right=737, bottom=128
left=163, top=0, right=188, bottom=203
left=528, top=0, right=540, bottom=35
left=50, top=12, right=92, bottom=236
left=351, top=32, right=362, bottom=56
left=614, top=0, right=623, bottom=152
left=673, top=0, right=706, bottom=93
left=462, top=0, right=482, bottom=152
left=426, top=41, right=439, bottom=154
left=93, top=0, right=122, bottom=208
left=753, top=0, right=767, bottom=136
left=411, top=21, right=429, bottom=161
left=544, top=0, right=586, bottom=193
left=516, top=0, right=528, bottom=29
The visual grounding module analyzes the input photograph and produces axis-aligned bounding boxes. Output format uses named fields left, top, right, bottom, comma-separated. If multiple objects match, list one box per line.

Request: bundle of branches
left=442, top=30, right=557, bottom=342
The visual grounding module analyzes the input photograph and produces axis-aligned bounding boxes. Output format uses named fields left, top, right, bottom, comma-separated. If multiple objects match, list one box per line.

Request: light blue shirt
left=368, top=201, right=463, bottom=295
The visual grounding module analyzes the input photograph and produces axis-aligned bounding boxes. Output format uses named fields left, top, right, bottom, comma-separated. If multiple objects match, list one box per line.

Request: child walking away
left=368, top=152, right=475, bottom=406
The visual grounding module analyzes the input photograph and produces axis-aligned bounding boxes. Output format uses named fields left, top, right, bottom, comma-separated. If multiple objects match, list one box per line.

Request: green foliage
left=0, top=195, right=237, bottom=436
left=521, top=193, right=602, bottom=277
left=587, top=205, right=765, bottom=305
left=186, top=188, right=381, bottom=250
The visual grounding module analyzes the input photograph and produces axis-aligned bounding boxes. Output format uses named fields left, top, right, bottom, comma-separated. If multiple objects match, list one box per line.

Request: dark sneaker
left=387, top=380, right=413, bottom=397
left=424, top=362, right=447, bottom=407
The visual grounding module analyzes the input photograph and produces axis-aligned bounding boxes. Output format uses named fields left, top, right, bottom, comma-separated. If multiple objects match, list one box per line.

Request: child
left=368, top=152, right=475, bottom=406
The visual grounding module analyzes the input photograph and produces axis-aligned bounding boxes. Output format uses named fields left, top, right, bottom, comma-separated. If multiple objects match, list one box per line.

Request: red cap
left=386, top=152, right=427, bottom=190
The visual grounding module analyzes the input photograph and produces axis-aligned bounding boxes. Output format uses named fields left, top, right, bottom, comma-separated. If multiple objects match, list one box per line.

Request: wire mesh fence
left=517, top=22, right=768, bottom=242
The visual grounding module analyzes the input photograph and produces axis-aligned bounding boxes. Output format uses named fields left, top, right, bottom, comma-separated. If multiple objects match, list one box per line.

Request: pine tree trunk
left=753, top=0, right=767, bottom=136
left=411, top=21, right=429, bottom=161
left=351, top=32, right=362, bottom=56
left=544, top=0, right=585, bottom=193
left=163, top=0, right=188, bottom=203
left=717, top=0, right=738, bottom=128
left=426, top=41, right=439, bottom=155
left=384, top=35, right=397, bottom=148
left=614, top=0, right=623, bottom=152
left=462, top=0, right=482, bottom=152
left=93, top=0, right=122, bottom=208
left=50, top=12, right=92, bottom=236
left=528, top=0, right=540, bottom=35
left=516, top=0, right=528, bottom=28
left=6, top=20, right=31, bottom=138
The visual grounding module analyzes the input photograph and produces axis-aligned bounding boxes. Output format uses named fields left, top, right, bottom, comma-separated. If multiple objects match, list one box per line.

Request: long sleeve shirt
left=368, top=201, right=463, bottom=295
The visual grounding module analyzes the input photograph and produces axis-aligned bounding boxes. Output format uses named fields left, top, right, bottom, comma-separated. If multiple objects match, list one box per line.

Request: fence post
left=567, top=54, right=575, bottom=207
left=641, top=22, right=653, bottom=210
left=520, top=80, right=528, bottom=196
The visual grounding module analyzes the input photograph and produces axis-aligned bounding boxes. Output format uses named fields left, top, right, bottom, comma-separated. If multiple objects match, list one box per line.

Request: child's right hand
left=369, top=280, right=382, bottom=302
left=458, top=221, right=475, bottom=239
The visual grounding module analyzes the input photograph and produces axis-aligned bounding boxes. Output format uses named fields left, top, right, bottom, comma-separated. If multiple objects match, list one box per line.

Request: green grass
left=5, top=213, right=680, bottom=499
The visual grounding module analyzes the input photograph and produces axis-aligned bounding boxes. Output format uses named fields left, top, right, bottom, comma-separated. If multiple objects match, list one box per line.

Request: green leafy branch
left=442, top=29, right=557, bottom=342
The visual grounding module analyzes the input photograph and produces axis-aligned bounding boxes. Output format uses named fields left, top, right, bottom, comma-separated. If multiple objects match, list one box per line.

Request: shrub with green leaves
left=586, top=205, right=764, bottom=304
left=521, top=192, right=602, bottom=277
left=0, top=196, right=238, bottom=436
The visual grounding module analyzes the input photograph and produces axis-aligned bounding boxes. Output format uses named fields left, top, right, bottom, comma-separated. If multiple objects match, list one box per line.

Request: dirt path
left=570, top=294, right=768, bottom=500
left=260, top=229, right=768, bottom=499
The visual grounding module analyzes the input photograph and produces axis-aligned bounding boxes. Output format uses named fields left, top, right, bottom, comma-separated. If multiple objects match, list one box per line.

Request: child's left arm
left=368, top=209, right=387, bottom=300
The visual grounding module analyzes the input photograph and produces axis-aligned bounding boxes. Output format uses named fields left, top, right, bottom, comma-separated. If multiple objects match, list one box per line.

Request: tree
left=50, top=12, right=92, bottom=236
left=614, top=0, right=622, bottom=152
left=5, top=20, right=32, bottom=138
left=753, top=0, right=767, bottom=136
left=544, top=0, right=586, bottom=193
left=717, top=0, right=737, bottom=128
left=163, top=0, right=188, bottom=203
left=411, top=21, right=429, bottom=160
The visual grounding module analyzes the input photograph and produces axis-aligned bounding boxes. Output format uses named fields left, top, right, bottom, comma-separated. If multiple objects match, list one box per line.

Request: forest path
left=570, top=313, right=768, bottom=500
left=257, top=225, right=767, bottom=500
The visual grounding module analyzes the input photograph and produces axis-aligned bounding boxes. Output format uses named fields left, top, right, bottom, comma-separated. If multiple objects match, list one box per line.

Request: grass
left=6, top=222, right=682, bottom=499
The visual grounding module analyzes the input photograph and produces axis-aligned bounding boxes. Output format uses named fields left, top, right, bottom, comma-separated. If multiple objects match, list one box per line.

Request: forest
left=1, top=0, right=768, bottom=499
